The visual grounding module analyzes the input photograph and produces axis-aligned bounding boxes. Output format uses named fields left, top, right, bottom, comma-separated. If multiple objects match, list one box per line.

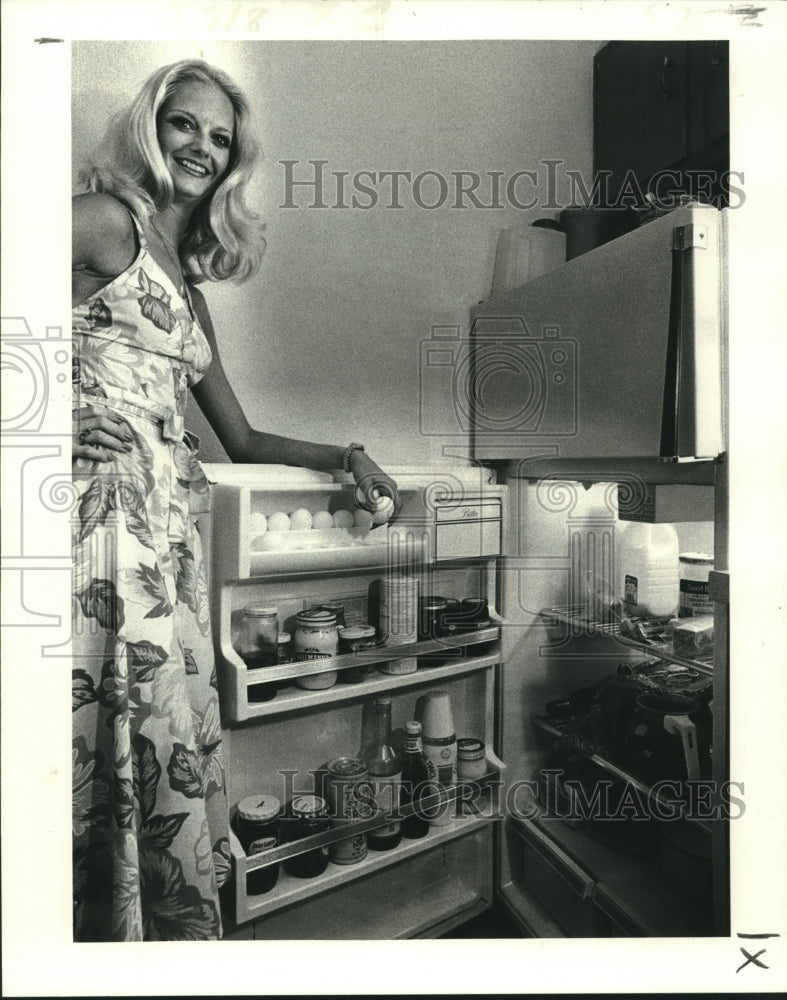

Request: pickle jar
left=283, top=795, right=332, bottom=879
left=235, top=794, right=282, bottom=895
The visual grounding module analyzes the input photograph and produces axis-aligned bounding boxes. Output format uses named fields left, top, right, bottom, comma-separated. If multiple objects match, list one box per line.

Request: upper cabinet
left=593, top=41, right=730, bottom=204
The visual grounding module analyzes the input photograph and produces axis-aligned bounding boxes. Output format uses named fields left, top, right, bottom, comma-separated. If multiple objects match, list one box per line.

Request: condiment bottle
left=362, top=696, right=402, bottom=850
left=401, top=721, right=430, bottom=840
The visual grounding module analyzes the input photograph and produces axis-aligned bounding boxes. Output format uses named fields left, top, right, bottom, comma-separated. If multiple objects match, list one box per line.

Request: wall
left=72, top=39, right=599, bottom=467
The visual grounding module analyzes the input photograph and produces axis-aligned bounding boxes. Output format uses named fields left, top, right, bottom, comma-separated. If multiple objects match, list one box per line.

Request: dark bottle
left=362, top=696, right=402, bottom=851
left=401, top=721, right=430, bottom=840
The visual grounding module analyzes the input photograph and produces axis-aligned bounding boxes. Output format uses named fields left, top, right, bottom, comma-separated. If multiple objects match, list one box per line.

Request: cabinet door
left=594, top=41, right=689, bottom=196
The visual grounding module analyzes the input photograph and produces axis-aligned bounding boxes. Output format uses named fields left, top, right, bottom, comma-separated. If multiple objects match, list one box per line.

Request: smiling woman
left=71, top=59, right=399, bottom=942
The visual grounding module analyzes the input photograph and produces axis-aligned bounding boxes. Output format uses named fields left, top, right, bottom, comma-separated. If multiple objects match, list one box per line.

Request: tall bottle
left=419, top=690, right=458, bottom=827
left=401, top=721, right=430, bottom=840
left=362, top=696, right=402, bottom=851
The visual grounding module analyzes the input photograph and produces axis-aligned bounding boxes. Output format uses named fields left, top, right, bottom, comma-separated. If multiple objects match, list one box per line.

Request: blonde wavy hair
left=80, top=59, right=265, bottom=283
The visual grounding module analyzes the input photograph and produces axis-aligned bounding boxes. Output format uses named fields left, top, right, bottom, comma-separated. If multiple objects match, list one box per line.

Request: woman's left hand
left=350, top=450, right=401, bottom=524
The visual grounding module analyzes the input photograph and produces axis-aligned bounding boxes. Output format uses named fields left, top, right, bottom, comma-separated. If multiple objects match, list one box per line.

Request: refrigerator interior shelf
left=228, top=750, right=506, bottom=925
left=531, top=715, right=712, bottom=834
left=221, top=626, right=502, bottom=721
left=512, top=814, right=714, bottom=938
left=539, top=605, right=713, bottom=676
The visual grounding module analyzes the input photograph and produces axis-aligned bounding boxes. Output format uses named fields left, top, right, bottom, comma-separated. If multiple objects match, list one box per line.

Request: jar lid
left=237, top=794, right=281, bottom=823
left=277, top=632, right=291, bottom=643
left=375, top=695, right=393, bottom=708
left=419, top=595, right=448, bottom=609
left=320, top=601, right=345, bottom=611
left=338, top=625, right=376, bottom=640
left=405, top=721, right=423, bottom=735
left=327, top=756, right=367, bottom=778
left=297, top=608, right=336, bottom=626
left=679, top=552, right=714, bottom=564
left=457, top=737, right=486, bottom=760
left=244, top=604, right=278, bottom=617
left=290, top=794, right=328, bottom=818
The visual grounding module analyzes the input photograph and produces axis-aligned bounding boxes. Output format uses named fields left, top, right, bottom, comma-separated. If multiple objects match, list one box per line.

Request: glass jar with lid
left=678, top=552, right=714, bottom=617
left=457, top=738, right=487, bottom=780
left=240, top=604, right=279, bottom=702
left=282, top=795, right=332, bottom=879
left=294, top=608, right=339, bottom=689
left=338, top=624, right=378, bottom=683
left=234, top=794, right=282, bottom=895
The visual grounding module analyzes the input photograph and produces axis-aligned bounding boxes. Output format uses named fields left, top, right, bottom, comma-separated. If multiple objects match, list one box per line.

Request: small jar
left=241, top=605, right=279, bottom=702
left=457, top=738, right=487, bottom=780
left=418, top=595, right=458, bottom=640
left=235, top=794, right=282, bottom=895
left=319, top=601, right=347, bottom=629
left=338, top=624, right=378, bottom=683
left=294, top=608, right=339, bottom=689
left=283, top=795, right=332, bottom=879
left=679, top=553, right=714, bottom=617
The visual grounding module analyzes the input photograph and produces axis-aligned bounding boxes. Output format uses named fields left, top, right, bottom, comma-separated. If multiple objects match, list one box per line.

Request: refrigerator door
left=468, top=204, right=725, bottom=463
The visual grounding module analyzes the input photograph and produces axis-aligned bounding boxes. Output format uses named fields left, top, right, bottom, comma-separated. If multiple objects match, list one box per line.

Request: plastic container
left=678, top=552, right=714, bottom=617
left=617, top=522, right=679, bottom=619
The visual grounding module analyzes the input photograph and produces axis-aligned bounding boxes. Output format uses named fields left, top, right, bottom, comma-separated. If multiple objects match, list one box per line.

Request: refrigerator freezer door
left=468, top=205, right=725, bottom=463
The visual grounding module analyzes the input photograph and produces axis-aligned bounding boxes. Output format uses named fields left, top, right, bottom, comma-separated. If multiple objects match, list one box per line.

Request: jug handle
left=664, top=714, right=700, bottom=781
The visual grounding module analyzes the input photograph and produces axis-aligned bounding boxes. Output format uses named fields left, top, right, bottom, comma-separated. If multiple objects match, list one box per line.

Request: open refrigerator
left=202, top=459, right=727, bottom=940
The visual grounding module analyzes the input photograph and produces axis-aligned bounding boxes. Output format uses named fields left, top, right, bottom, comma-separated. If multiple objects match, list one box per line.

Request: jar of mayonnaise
left=294, top=608, right=339, bottom=689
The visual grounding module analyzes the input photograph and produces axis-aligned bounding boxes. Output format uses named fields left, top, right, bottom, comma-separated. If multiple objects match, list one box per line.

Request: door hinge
left=672, top=224, right=709, bottom=251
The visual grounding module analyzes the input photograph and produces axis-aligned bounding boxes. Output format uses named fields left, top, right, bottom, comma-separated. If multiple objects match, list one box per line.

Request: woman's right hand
left=73, top=407, right=134, bottom=462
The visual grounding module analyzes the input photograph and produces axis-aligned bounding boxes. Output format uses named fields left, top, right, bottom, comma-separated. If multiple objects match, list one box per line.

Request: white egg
left=250, top=512, right=268, bottom=535
left=353, top=508, right=374, bottom=530
left=312, top=510, right=334, bottom=529
left=371, top=495, right=395, bottom=524
left=267, top=511, right=291, bottom=532
left=289, top=507, right=313, bottom=531
left=260, top=532, right=288, bottom=551
left=332, top=508, right=354, bottom=529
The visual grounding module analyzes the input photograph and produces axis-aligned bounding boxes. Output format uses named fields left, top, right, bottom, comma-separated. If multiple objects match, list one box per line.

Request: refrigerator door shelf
left=227, top=750, right=506, bottom=926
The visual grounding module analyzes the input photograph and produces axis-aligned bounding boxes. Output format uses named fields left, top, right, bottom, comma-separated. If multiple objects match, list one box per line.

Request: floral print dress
left=71, top=213, right=229, bottom=941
